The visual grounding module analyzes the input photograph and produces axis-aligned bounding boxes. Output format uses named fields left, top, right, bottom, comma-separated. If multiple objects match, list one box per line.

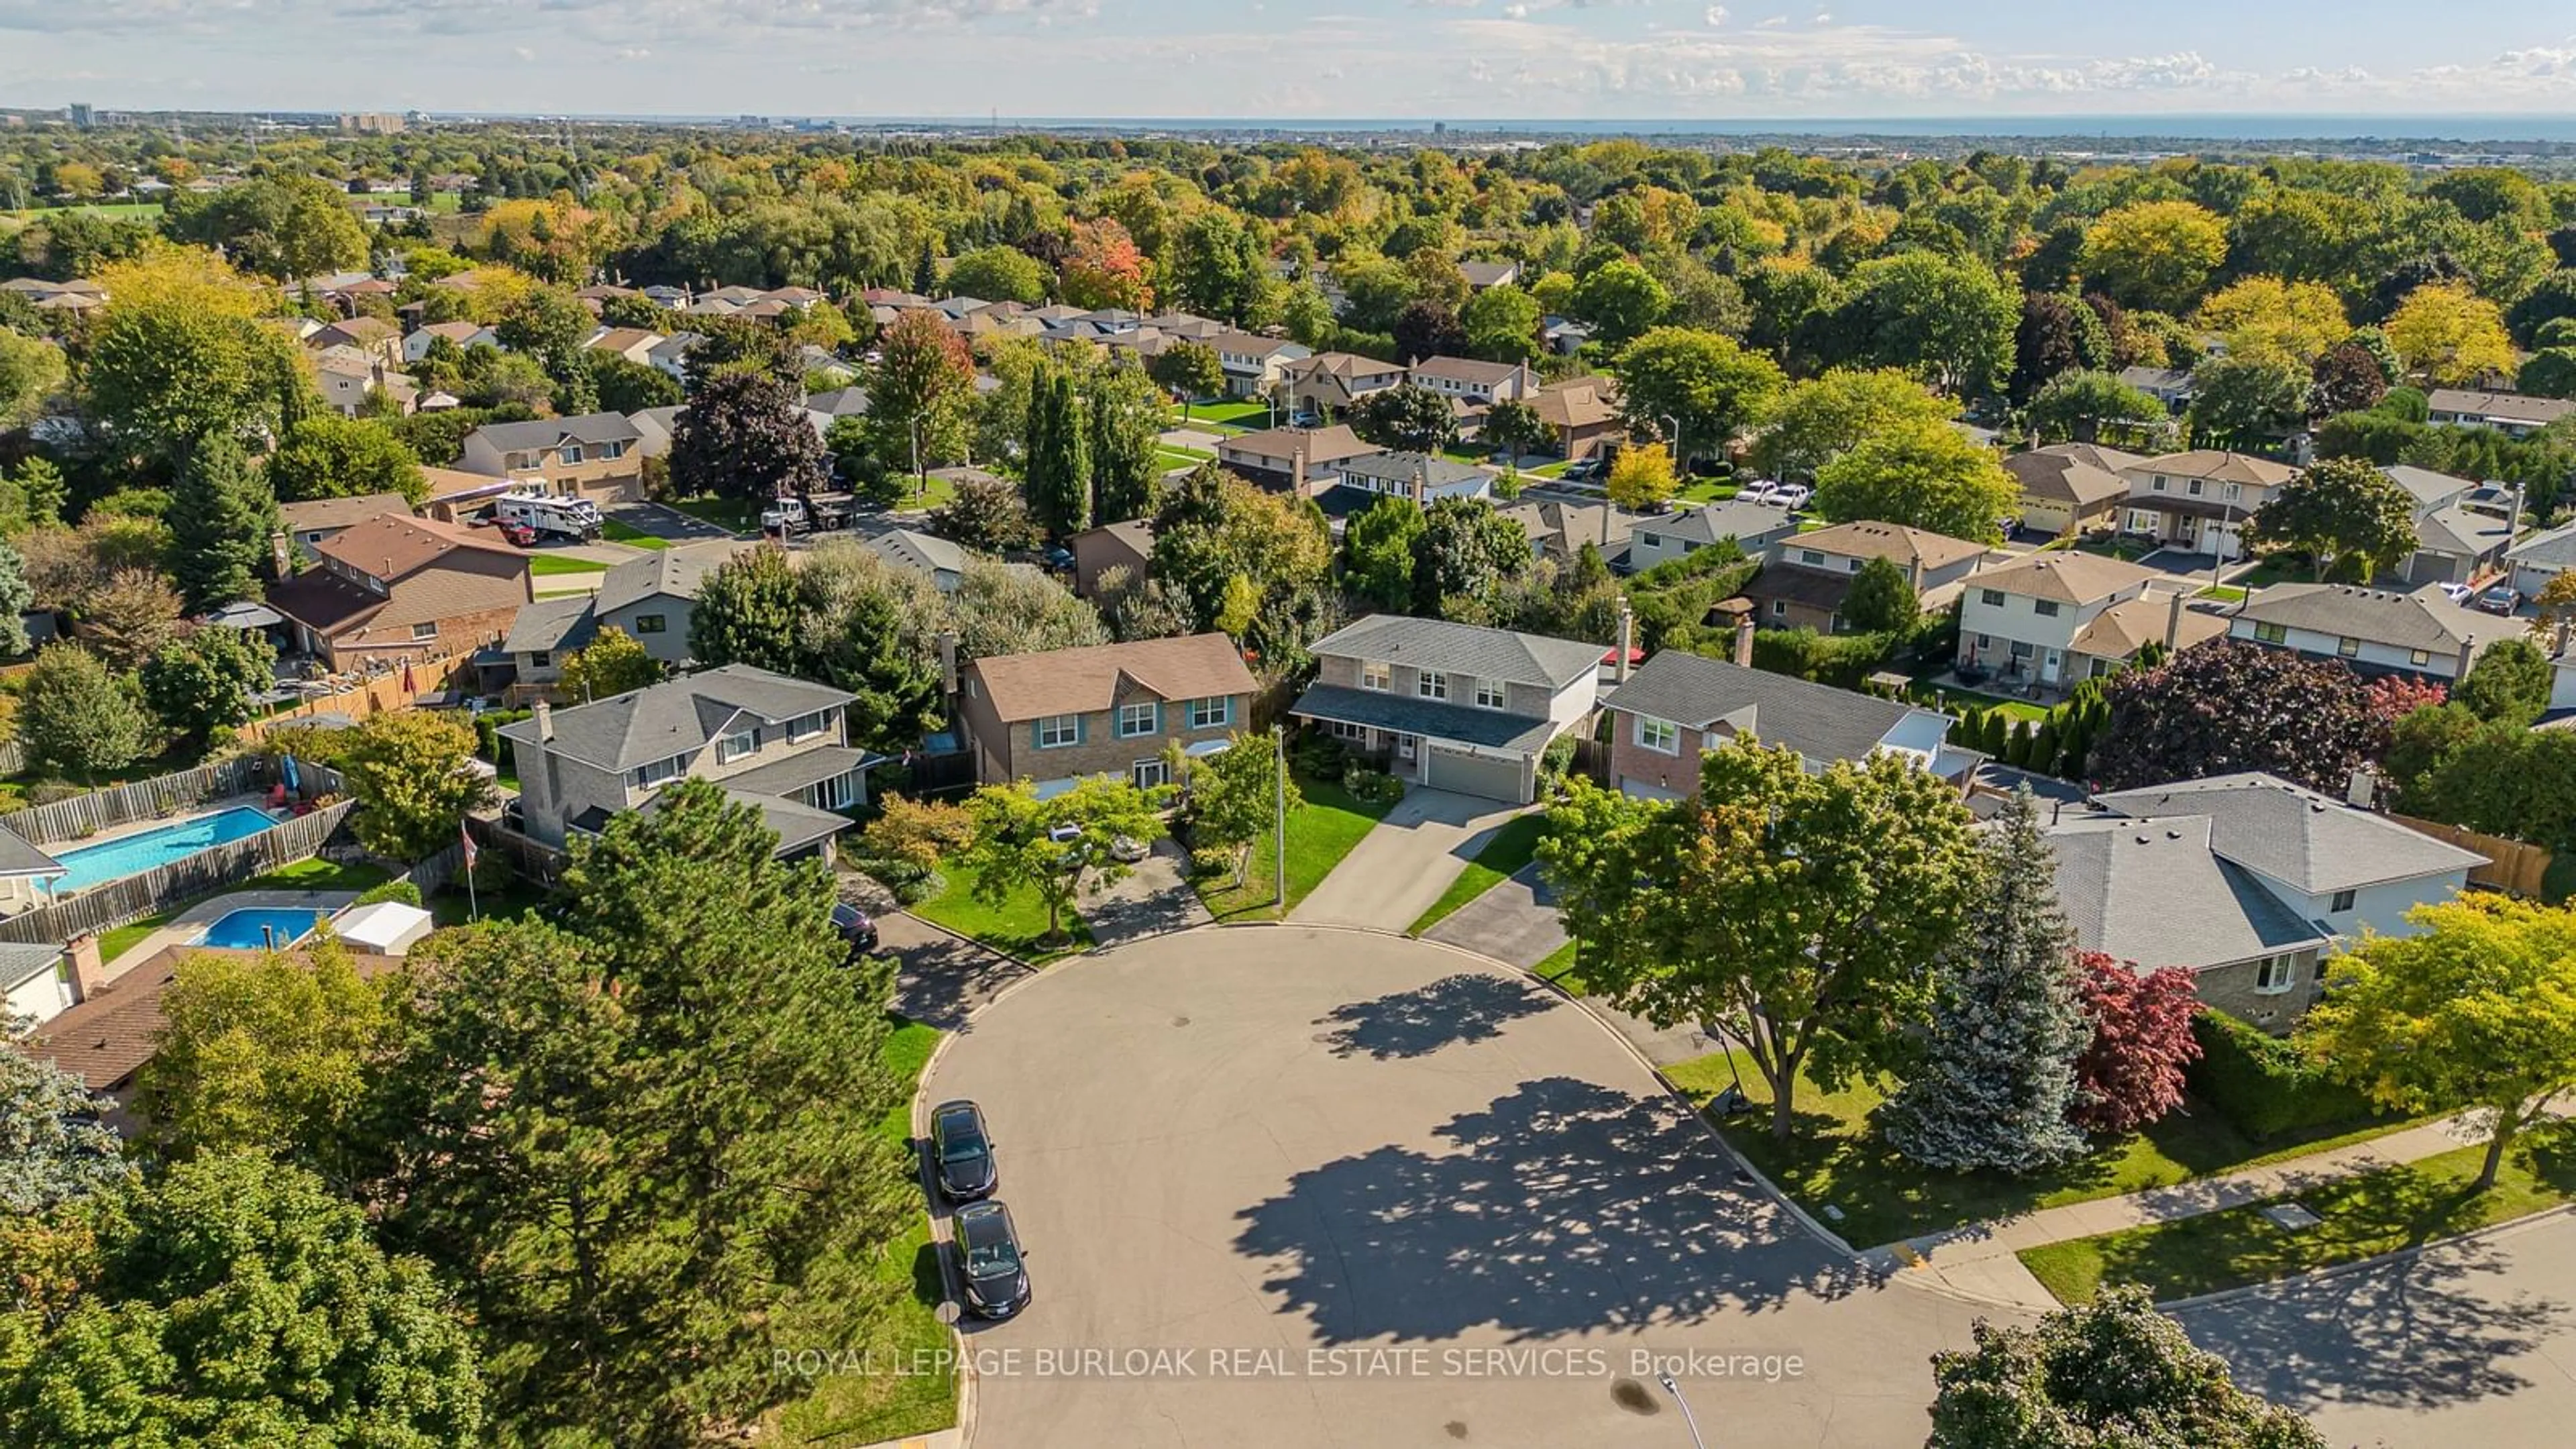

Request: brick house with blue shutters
left=956, top=633, right=1260, bottom=796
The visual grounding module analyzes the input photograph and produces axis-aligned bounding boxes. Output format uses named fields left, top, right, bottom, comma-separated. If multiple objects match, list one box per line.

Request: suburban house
left=307, top=315, right=402, bottom=366
left=1957, top=553, right=2224, bottom=690
left=315, top=354, right=417, bottom=417
left=401, top=319, right=498, bottom=362
left=1599, top=646, right=1978, bottom=802
left=1069, top=519, right=1154, bottom=599
left=457, top=412, right=647, bottom=506
left=500, top=664, right=875, bottom=859
left=584, top=326, right=665, bottom=367
left=2115, top=449, right=2299, bottom=561
left=2427, top=388, right=2576, bottom=439
left=1625, top=499, right=1800, bottom=573
left=1216, top=424, right=1377, bottom=493
left=496, top=594, right=596, bottom=699
left=2508, top=519, right=2576, bottom=598
left=1743, top=521, right=1987, bottom=633
left=2229, top=582, right=2518, bottom=682
left=1284, top=352, right=1405, bottom=419
left=1289, top=614, right=1602, bottom=803
left=2003, top=443, right=2141, bottom=539
left=1408, top=356, right=1538, bottom=408
left=2377, top=464, right=2513, bottom=588
left=863, top=528, right=969, bottom=592
left=957, top=633, right=1259, bottom=795
left=266, top=513, right=532, bottom=669
left=1208, top=331, right=1311, bottom=397
left=1458, top=259, right=1521, bottom=291
left=2063, top=773, right=2484, bottom=1026
left=276, top=492, right=413, bottom=563
left=1330, top=450, right=1492, bottom=506
left=2115, top=366, right=2195, bottom=411
left=592, top=548, right=727, bottom=666
left=1527, top=376, right=1623, bottom=460
left=647, top=333, right=702, bottom=382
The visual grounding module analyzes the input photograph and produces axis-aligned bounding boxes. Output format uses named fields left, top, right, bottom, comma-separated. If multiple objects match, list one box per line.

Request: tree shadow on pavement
left=1312, top=972, right=1561, bottom=1059
left=1232, top=1075, right=1884, bottom=1342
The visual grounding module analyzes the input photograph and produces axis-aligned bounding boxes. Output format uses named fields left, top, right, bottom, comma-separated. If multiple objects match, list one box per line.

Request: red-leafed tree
left=1060, top=217, right=1154, bottom=313
left=2070, top=953, right=2203, bottom=1134
left=2086, top=639, right=2382, bottom=794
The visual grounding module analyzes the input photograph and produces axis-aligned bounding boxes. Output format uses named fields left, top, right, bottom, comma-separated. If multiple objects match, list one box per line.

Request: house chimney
left=1291, top=445, right=1307, bottom=497
left=269, top=529, right=292, bottom=580
left=2347, top=768, right=2375, bottom=809
left=1616, top=600, right=1634, bottom=685
left=2163, top=590, right=2185, bottom=650
left=66, top=933, right=105, bottom=1002
left=533, top=698, right=554, bottom=743
left=938, top=631, right=959, bottom=696
left=1733, top=612, right=1756, bottom=668
left=1908, top=553, right=1925, bottom=589
left=2457, top=637, right=2477, bottom=681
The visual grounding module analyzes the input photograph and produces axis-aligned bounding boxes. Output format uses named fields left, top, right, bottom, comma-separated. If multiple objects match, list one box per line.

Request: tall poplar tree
left=1023, top=366, right=1091, bottom=537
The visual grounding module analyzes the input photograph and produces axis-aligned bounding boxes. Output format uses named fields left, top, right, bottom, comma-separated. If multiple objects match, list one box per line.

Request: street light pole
left=1272, top=723, right=1287, bottom=911
left=910, top=415, right=924, bottom=503
left=1658, top=1373, right=1709, bottom=1449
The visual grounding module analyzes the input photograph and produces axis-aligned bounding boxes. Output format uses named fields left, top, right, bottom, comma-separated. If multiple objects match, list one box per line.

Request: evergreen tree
left=1882, top=788, right=2091, bottom=1174
left=1022, top=368, right=1091, bottom=537
left=813, top=587, right=945, bottom=753
left=688, top=545, right=804, bottom=674
left=1087, top=364, right=1163, bottom=523
left=0, top=537, right=30, bottom=657
left=169, top=433, right=274, bottom=613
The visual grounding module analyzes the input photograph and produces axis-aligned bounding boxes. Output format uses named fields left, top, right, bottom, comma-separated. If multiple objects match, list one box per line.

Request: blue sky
left=1, top=1, right=2571, bottom=121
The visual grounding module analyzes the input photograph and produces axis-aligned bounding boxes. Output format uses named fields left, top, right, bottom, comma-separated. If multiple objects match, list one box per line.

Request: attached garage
left=1426, top=744, right=1528, bottom=803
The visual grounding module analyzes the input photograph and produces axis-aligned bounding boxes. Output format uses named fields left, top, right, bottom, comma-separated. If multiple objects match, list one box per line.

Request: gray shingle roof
left=1599, top=651, right=1930, bottom=767
left=2047, top=813, right=2332, bottom=972
left=2381, top=464, right=2476, bottom=513
left=595, top=549, right=720, bottom=616
left=470, top=411, right=643, bottom=452
left=721, top=745, right=879, bottom=800
left=2510, top=519, right=2576, bottom=570
left=2234, top=583, right=2510, bottom=653
left=1309, top=614, right=1602, bottom=690
left=0, top=823, right=65, bottom=879
left=1289, top=684, right=1564, bottom=755
left=503, top=595, right=598, bottom=655
left=498, top=663, right=856, bottom=772
left=1648, top=498, right=1798, bottom=547
left=0, top=941, right=64, bottom=992
left=1337, top=451, right=1489, bottom=490
left=2093, top=773, right=2486, bottom=894
left=863, top=528, right=967, bottom=580
left=2414, top=501, right=2512, bottom=559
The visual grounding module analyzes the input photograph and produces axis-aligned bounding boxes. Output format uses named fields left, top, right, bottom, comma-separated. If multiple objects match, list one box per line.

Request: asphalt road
left=922, top=926, right=2012, bottom=1448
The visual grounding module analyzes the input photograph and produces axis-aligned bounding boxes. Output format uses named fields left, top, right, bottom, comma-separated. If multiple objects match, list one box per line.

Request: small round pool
left=197, top=908, right=327, bottom=951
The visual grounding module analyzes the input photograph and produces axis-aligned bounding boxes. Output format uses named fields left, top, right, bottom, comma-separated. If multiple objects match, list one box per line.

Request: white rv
left=495, top=492, right=604, bottom=541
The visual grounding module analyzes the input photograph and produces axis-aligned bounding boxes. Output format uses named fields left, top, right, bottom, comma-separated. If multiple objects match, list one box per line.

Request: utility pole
left=1273, top=723, right=1287, bottom=911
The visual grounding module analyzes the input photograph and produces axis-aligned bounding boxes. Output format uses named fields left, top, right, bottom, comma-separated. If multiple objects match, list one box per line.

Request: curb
left=2155, top=1200, right=2576, bottom=1315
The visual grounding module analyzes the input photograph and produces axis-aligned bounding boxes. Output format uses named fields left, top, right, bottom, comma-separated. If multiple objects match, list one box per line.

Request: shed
left=331, top=901, right=436, bottom=956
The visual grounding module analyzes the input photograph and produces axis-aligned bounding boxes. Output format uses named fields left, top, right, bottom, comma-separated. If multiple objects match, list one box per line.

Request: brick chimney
left=1733, top=612, right=1756, bottom=667
left=269, top=529, right=292, bottom=580
left=533, top=698, right=554, bottom=743
left=65, top=933, right=105, bottom=1002
left=2164, top=590, right=2186, bottom=650
left=1616, top=600, right=1635, bottom=684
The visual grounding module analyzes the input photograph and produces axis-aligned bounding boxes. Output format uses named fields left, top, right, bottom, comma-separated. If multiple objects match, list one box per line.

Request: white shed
left=331, top=901, right=436, bottom=956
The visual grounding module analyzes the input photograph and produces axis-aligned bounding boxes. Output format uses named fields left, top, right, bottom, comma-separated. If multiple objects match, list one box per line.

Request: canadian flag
left=460, top=823, right=478, bottom=869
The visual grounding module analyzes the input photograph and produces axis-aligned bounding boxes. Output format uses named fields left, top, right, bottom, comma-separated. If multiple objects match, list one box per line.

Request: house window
left=2253, top=956, right=2296, bottom=995
left=2188, top=478, right=2204, bottom=496
left=716, top=729, right=759, bottom=763
left=598, top=441, right=626, bottom=460
left=2010, top=640, right=2035, bottom=659
left=2330, top=889, right=2357, bottom=912
left=1360, top=661, right=1391, bottom=692
left=635, top=755, right=686, bottom=788
left=2034, top=600, right=2061, bottom=618
left=559, top=445, right=584, bottom=466
left=1798, top=549, right=1825, bottom=566
left=2253, top=622, right=2288, bottom=644
left=1974, top=633, right=1990, bottom=649
left=814, top=771, right=856, bottom=811
left=1473, top=679, right=1506, bottom=710
left=529, top=651, right=551, bottom=669
left=1035, top=714, right=1080, bottom=749
left=1417, top=670, right=1449, bottom=701
left=1330, top=720, right=1368, bottom=741
left=1132, top=759, right=1169, bottom=790
left=1771, top=599, right=1788, bottom=618
left=1188, top=696, right=1229, bottom=729
left=633, top=614, right=666, bottom=634
left=2152, top=475, right=2169, bottom=491
left=1980, top=589, right=2005, bottom=606
left=411, top=622, right=438, bottom=641
left=2223, top=482, right=2241, bottom=501
left=1118, top=701, right=1159, bottom=738
left=788, top=710, right=830, bottom=741
left=2337, top=636, right=2361, bottom=657
left=1640, top=532, right=1662, bottom=547
left=1637, top=716, right=1680, bottom=754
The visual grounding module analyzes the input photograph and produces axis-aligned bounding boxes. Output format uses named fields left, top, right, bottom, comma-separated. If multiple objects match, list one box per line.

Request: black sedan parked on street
left=953, top=1200, right=1030, bottom=1320
left=928, top=1098, right=998, bottom=1201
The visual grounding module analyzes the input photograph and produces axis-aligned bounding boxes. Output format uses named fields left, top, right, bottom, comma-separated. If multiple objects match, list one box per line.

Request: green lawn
left=912, top=867, right=1093, bottom=964
left=1909, top=684, right=2050, bottom=722
left=892, top=470, right=958, bottom=513
left=1530, top=937, right=1585, bottom=994
left=2074, top=537, right=2152, bottom=562
left=99, top=916, right=168, bottom=964
left=1172, top=399, right=1270, bottom=430
left=599, top=519, right=671, bottom=550
left=1526, top=459, right=1576, bottom=479
left=529, top=554, right=609, bottom=576
left=1673, top=480, right=1739, bottom=505
left=1666, top=1049, right=2409, bottom=1250
left=669, top=493, right=758, bottom=533
left=1197, top=774, right=1399, bottom=922
left=767, top=1014, right=957, bottom=1448
left=2233, top=557, right=2308, bottom=590
left=427, top=879, right=550, bottom=928
left=5, top=201, right=162, bottom=222
left=2196, top=584, right=2249, bottom=602
left=1407, top=813, right=1546, bottom=935
left=428, top=190, right=465, bottom=215
left=2020, top=1136, right=2576, bottom=1306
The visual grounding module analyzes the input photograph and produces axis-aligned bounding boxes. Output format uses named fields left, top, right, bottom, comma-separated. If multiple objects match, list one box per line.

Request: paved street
left=1288, top=788, right=1523, bottom=931
left=602, top=500, right=743, bottom=543
left=924, top=926, right=2014, bottom=1448
left=2176, top=1209, right=2576, bottom=1446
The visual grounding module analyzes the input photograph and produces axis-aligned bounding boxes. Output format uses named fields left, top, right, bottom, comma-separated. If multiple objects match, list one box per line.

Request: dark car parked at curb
left=929, top=1098, right=998, bottom=1202
left=954, top=1200, right=1030, bottom=1320
left=831, top=901, right=878, bottom=957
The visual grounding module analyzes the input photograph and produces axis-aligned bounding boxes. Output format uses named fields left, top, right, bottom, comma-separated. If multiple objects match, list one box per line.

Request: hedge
left=473, top=709, right=533, bottom=767
left=2185, top=1008, right=2389, bottom=1142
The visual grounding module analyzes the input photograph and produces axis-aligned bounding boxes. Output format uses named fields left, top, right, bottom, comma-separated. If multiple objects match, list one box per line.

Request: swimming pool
left=198, top=908, right=327, bottom=950
left=42, top=806, right=284, bottom=895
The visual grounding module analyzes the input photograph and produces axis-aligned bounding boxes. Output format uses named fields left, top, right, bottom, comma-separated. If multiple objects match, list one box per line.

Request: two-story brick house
left=498, top=664, right=874, bottom=860
left=1284, top=352, right=1405, bottom=419
left=957, top=633, right=1259, bottom=795
left=1741, top=521, right=1986, bottom=633
left=458, top=413, right=648, bottom=507
left=266, top=513, right=531, bottom=669
left=1600, top=644, right=1978, bottom=802
left=1289, top=615, right=1602, bottom=803
left=1957, top=552, right=2224, bottom=691
left=2115, top=449, right=2298, bottom=561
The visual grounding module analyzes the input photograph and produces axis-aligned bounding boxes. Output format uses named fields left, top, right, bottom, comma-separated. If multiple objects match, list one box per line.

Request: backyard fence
left=402, top=840, right=466, bottom=900
left=0, top=756, right=272, bottom=848
left=0, top=801, right=358, bottom=946
left=239, top=652, right=476, bottom=741
left=0, top=739, right=23, bottom=777
left=2390, top=814, right=2551, bottom=899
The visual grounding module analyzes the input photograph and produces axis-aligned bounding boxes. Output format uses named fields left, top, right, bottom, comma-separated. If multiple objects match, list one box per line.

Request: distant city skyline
left=3, top=3, right=2572, bottom=124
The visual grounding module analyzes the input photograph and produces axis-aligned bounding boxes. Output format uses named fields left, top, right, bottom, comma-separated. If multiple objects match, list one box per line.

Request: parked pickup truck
left=760, top=492, right=855, bottom=536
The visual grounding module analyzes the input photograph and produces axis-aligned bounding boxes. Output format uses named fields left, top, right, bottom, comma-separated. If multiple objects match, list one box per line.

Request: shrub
left=851, top=853, right=945, bottom=905
left=1540, top=733, right=1577, bottom=783
left=1292, top=729, right=1350, bottom=779
left=353, top=879, right=423, bottom=908
left=1340, top=764, right=1404, bottom=806
left=2186, top=1008, right=2389, bottom=1141
left=472, top=708, right=532, bottom=765
left=1750, top=627, right=1902, bottom=687
left=1187, top=845, right=1234, bottom=878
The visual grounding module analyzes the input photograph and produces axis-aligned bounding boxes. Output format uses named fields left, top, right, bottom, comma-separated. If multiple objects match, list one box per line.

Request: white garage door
left=1426, top=745, right=1525, bottom=802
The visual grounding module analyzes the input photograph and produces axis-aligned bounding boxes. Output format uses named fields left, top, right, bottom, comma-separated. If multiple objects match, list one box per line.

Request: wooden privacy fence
left=0, top=801, right=358, bottom=945
left=240, top=653, right=474, bottom=741
left=2390, top=813, right=2551, bottom=898
left=0, top=738, right=23, bottom=776
left=0, top=756, right=270, bottom=848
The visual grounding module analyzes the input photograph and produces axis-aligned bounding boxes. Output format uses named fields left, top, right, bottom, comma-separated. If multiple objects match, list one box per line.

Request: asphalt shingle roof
left=2233, top=583, right=2512, bottom=653
left=967, top=633, right=1256, bottom=723
left=503, top=595, right=598, bottom=655
left=498, top=663, right=856, bottom=772
left=2093, top=773, right=2487, bottom=894
left=1290, top=684, right=1564, bottom=755
left=595, top=549, right=721, bottom=616
left=1309, top=614, right=1603, bottom=690
left=0, top=823, right=65, bottom=878
left=1600, top=651, right=1929, bottom=766
left=2047, top=813, right=2332, bottom=972
left=470, top=411, right=643, bottom=453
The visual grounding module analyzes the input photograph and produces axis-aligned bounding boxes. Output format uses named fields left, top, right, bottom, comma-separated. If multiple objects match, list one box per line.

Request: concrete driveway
left=923, top=927, right=2011, bottom=1448
left=1289, top=788, right=1525, bottom=932
left=1083, top=839, right=1214, bottom=948
left=879, top=910, right=1033, bottom=1034
left=2176, top=1208, right=2576, bottom=1446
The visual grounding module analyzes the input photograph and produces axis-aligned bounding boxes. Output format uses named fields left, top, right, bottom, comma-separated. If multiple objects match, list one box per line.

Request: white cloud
left=1703, top=5, right=1727, bottom=25
left=1756, top=13, right=1785, bottom=26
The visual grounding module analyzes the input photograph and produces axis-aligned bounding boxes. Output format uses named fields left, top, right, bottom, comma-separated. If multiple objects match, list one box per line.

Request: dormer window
left=716, top=729, right=759, bottom=763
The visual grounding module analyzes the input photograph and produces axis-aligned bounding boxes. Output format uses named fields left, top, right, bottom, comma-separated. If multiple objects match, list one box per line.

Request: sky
left=3, top=1, right=2573, bottom=123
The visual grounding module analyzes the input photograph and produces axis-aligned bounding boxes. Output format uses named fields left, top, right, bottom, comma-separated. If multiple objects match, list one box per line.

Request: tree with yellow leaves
left=1606, top=441, right=1678, bottom=514
left=2194, top=276, right=2349, bottom=367
left=2385, top=280, right=2518, bottom=386
left=2080, top=201, right=2228, bottom=313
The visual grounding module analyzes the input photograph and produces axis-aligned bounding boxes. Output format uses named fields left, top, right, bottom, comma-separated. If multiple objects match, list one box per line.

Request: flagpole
left=461, top=822, right=480, bottom=922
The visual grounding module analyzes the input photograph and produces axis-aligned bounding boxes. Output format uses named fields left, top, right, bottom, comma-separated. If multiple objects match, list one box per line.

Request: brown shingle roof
left=967, top=633, right=1256, bottom=723
left=1219, top=424, right=1375, bottom=467
left=1529, top=378, right=1619, bottom=429
left=2004, top=443, right=2142, bottom=508
left=266, top=569, right=387, bottom=636
left=2072, top=596, right=2230, bottom=659
left=1970, top=551, right=2155, bottom=605
left=313, top=513, right=524, bottom=580
left=2128, top=449, right=2299, bottom=488
left=1790, top=521, right=1986, bottom=571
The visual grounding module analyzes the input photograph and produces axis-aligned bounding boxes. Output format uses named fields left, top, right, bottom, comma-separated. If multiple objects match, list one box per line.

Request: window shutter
left=1222, top=696, right=1234, bottom=726
left=1076, top=713, right=1089, bottom=745
left=1150, top=702, right=1163, bottom=735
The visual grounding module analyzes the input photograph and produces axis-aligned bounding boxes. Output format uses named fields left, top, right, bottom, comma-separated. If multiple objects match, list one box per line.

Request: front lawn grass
left=1908, top=684, right=2051, bottom=722
left=599, top=519, right=671, bottom=549
left=529, top=554, right=609, bottom=576
left=670, top=493, right=758, bottom=533
left=1530, top=937, right=1585, bottom=994
left=2019, top=1136, right=2576, bottom=1306
left=912, top=867, right=1093, bottom=964
left=1196, top=774, right=1398, bottom=922
left=1666, top=1049, right=2410, bottom=1250
left=1407, top=813, right=1546, bottom=935
left=890, top=470, right=958, bottom=513
left=2196, top=584, right=2248, bottom=602
left=1673, top=480, right=1739, bottom=505
left=1173, top=399, right=1269, bottom=430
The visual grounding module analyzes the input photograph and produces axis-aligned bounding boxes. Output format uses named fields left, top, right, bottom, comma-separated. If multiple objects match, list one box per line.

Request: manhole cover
left=1171, top=1015, right=1191, bottom=1027
left=1608, top=1379, right=1660, bottom=1415
left=2261, top=1202, right=2323, bottom=1230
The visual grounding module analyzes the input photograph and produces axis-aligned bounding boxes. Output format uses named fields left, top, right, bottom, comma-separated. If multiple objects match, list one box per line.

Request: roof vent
left=2135, top=833, right=2151, bottom=845
left=2310, top=802, right=2326, bottom=812
left=2166, top=829, right=2182, bottom=840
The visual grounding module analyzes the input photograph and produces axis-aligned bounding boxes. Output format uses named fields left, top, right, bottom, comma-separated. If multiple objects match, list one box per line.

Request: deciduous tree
left=929, top=469, right=1043, bottom=552
left=945, top=246, right=1050, bottom=305
left=669, top=367, right=832, bottom=505
left=863, top=309, right=976, bottom=471
left=1023, top=365, right=1093, bottom=536
left=555, top=624, right=662, bottom=702
left=2080, top=200, right=2229, bottom=313
left=139, top=626, right=272, bottom=745
left=1352, top=381, right=1458, bottom=454
left=2453, top=635, right=2554, bottom=727
left=2027, top=369, right=2165, bottom=445
left=1811, top=418, right=2019, bottom=542
left=1605, top=441, right=1678, bottom=515
left=1146, top=339, right=1224, bottom=409
left=2186, top=353, right=2308, bottom=442
left=2385, top=279, right=2518, bottom=386
left=1750, top=366, right=1949, bottom=481
left=1178, top=731, right=1294, bottom=886
left=688, top=544, right=804, bottom=674
left=2069, top=955, right=2203, bottom=1134
left=2244, top=455, right=2418, bottom=582
left=1614, top=326, right=1785, bottom=466
left=17, top=642, right=150, bottom=783
left=959, top=776, right=1163, bottom=941
left=1344, top=494, right=1425, bottom=611
left=337, top=709, right=490, bottom=862
left=2088, top=640, right=2381, bottom=794
left=266, top=414, right=428, bottom=504
left=1087, top=363, right=1165, bottom=523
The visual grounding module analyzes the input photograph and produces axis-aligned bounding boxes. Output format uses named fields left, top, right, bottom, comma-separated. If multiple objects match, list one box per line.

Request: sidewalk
left=1868, top=1112, right=2505, bottom=1310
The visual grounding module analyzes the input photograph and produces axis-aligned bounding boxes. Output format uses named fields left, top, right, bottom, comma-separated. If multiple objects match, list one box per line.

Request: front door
left=2041, top=649, right=2062, bottom=685
left=1132, top=759, right=1169, bottom=790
